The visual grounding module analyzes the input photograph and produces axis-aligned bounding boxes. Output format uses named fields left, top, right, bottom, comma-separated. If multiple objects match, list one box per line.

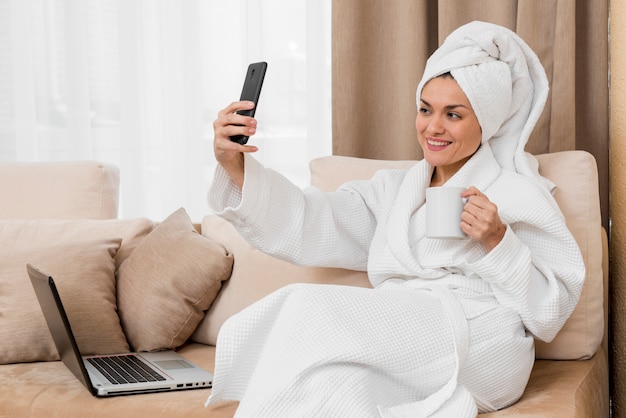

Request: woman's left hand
left=461, top=186, right=506, bottom=252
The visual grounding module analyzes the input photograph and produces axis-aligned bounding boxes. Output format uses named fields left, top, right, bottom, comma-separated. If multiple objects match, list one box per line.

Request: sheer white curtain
left=0, top=0, right=331, bottom=222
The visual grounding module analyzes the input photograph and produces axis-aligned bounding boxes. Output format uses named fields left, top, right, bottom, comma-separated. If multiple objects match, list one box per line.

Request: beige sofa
left=0, top=151, right=609, bottom=417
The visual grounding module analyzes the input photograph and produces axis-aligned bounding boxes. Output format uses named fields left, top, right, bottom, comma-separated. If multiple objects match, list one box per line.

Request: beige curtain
left=332, top=0, right=609, bottom=230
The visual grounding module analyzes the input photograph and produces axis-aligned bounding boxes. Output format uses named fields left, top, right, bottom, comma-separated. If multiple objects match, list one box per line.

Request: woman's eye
left=419, top=107, right=431, bottom=114
left=448, top=112, right=461, bottom=119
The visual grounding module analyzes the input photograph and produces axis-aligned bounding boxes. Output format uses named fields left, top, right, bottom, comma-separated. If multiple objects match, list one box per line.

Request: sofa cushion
left=0, top=218, right=153, bottom=364
left=0, top=343, right=217, bottom=417
left=0, top=161, right=120, bottom=220
left=309, top=151, right=604, bottom=360
left=117, top=208, right=234, bottom=352
left=191, top=215, right=371, bottom=346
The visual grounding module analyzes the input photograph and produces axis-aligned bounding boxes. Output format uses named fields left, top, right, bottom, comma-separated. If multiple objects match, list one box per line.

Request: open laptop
left=27, top=263, right=213, bottom=397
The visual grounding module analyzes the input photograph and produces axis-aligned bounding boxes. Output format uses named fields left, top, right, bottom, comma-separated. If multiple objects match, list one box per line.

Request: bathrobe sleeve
left=466, top=172, right=585, bottom=343
left=209, top=154, right=402, bottom=271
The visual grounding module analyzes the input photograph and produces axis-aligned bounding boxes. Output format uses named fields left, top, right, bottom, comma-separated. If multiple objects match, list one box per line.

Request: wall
left=611, top=1, right=626, bottom=416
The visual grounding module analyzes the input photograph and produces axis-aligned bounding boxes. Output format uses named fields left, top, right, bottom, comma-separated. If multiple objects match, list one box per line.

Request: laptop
left=27, top=263, right=213, bottom=397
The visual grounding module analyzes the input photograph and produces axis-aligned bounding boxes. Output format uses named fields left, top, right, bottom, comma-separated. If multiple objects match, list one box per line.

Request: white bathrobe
left=205, top=142, right=584, bottom=416
left=206, top=20, right=585, bottom=417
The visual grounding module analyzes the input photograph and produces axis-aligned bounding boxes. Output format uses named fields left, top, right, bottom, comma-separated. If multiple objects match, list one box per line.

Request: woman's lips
left=426, top=138, right=452, bottom=151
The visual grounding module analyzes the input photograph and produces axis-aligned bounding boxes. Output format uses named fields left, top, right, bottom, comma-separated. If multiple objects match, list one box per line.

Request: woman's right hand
left=213, top=101, right=259, bottom=189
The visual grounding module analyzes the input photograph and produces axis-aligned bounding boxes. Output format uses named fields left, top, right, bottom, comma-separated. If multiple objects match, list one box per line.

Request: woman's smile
left=426, top=137, right=453, bottom=150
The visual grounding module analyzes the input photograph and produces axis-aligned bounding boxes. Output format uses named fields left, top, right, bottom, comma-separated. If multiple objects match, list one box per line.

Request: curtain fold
left=332, top=0, right=431, bottom=160
left=332, top=0, right=609, bottom=229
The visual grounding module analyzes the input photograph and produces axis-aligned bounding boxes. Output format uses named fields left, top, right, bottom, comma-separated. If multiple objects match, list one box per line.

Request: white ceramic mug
left=425, top=186, right=466, bottom=239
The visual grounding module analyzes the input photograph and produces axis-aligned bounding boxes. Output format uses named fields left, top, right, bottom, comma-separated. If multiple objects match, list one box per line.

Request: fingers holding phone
left=215, top=61, right=266, bottom=150
left=213, top=101, right=258, bottom=189
left=212, top=62, right=267, bottom=189
left=214, top=100, right=258, bottom=150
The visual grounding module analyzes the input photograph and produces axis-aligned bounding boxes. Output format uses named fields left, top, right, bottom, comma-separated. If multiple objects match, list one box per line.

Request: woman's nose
left=427, top=114, right=445, bottom=134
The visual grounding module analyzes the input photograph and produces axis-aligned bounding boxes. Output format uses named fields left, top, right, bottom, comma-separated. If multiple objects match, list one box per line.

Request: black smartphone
left=230, top=61, right=267, bottom=144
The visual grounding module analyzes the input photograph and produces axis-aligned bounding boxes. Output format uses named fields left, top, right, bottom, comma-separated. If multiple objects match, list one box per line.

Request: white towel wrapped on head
left=417, top=21, right=552, bottom=190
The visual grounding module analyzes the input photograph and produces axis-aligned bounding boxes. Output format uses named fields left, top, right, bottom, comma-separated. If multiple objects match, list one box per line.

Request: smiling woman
left=417, top=74, right=482, bottom=186
left=0, top=0, right=331, bottom=222
left=205, top=21, right=586, bottom=416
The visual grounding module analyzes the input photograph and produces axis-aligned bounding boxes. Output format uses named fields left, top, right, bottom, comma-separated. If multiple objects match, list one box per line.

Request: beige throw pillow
left=0, top=218, right=153, bottom=364
left=117, top=208, right=233, bottom=352
left=0, top=238, right=129, bottom=364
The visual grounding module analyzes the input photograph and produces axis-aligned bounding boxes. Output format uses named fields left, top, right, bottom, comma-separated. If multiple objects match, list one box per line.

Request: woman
left=205, top=21, right=584, bottom=417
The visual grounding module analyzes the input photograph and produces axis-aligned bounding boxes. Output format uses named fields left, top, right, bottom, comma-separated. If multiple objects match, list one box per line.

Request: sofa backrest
left=309, top=150, right=605, bottom=361
left=0, top=161, right=119, bottom=219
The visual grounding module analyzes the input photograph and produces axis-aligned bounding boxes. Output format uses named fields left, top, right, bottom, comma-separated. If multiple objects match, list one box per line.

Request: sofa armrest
left=0, top=161, right=119, bottom=219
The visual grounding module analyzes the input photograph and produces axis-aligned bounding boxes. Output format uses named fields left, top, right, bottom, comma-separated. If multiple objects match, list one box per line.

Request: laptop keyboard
left=87, top=355, right=167, bottom=385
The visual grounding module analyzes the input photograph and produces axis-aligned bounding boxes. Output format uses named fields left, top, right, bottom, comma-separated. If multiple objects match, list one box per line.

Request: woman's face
left=416, top=76, right=482, bottom=182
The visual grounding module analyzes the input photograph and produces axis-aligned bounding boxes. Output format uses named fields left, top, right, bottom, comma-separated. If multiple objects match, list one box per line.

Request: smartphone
left=230, top=61, right=267, bottom=144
